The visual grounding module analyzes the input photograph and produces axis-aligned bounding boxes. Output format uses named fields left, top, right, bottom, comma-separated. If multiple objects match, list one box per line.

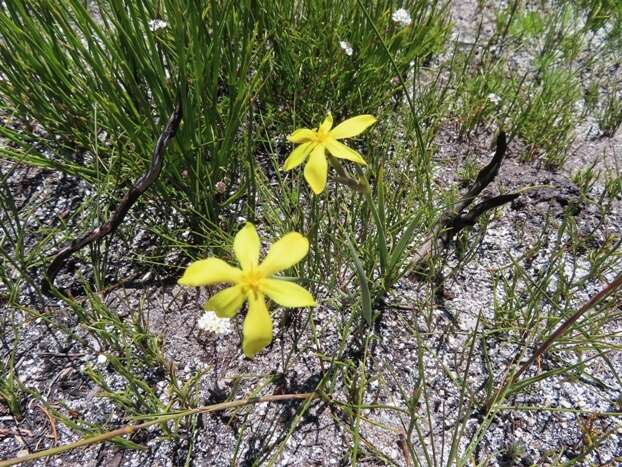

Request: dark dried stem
left=42, top=102, right=183, bottom=294
left=484, top=271, right=622, bottom=413
left=453, top=131, right=507, bottom=215
left=411, top=131, right=515, bottom=266
left=444, top=193, right=520, bottom=237
left=514, top=271, right=622, bottom=381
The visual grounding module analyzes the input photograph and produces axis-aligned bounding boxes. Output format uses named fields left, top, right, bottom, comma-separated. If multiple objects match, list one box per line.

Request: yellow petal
left=242, top=293, right=272, bottom=358
left=324, top=138, right=367, bottom=165
left=329, top=114, right=376, bottom=140
left=234, top=223, right=260, bottom=270
left=303, top=144, right=328, bottom=194
left=205, top=285, right=245, bottom=318
left=259, top=232, right=309, bottom=276
left=319, top=113, right=333, bottom=132
left=178, top=258, right=241, bottom=287
left=261, top=278, right=316, bottom=308
left=283, top=142, right=315, bottom=171
left=287, top=128, right=316, bottom=143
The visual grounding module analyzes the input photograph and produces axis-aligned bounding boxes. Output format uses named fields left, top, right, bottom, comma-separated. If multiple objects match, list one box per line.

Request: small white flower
left=197, top=311, right=232, bottom=335
left=487, top=93, right=501, bottom=105
left=96, top=354, right=108, bottom=365
left=148, top=19, right=168, bottom=32
left=339, top=41, right=353, bottom=56
left=391, top=8, right=412, bottom=27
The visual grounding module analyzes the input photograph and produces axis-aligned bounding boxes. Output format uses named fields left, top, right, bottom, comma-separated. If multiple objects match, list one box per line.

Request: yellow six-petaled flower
left=284, top=113, right=377, bottom=194
left=178, top=223, right=316, bottom=358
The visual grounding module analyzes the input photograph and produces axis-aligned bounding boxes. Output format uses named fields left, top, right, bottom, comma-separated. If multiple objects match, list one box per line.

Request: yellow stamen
left=315, top=128, right=329, bottom=143
left=240, top=267, right=264, bottom=296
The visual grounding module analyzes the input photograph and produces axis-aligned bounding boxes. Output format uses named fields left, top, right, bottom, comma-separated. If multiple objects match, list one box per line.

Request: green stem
left=355, top=0, right=430, bottom=205
left=358, top=174, right=387, bottom=279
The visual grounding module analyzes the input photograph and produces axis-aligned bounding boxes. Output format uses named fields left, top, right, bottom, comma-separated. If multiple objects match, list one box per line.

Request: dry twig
left=42, top=103, right=183, bottom=295
left=0, top=392, right=317, bottom=467
left=411, top=131, right=519, bottom=267
left=483, top=271, right=622, bottom=413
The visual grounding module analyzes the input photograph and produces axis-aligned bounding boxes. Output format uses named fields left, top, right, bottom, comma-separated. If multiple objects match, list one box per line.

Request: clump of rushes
left=284, top=113, right=376, bottom=194
left=178, top=223, right=315, bottom=358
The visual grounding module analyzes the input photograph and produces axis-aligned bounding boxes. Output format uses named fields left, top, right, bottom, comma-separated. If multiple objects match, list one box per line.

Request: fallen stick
left=483, top=271, right=622, bottom=413
left=42, top=102, right=183, bottom=295
left=411, top=131, right=519, bottom=268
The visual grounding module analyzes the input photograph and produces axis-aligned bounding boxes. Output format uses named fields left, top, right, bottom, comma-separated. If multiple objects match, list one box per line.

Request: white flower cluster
left=215, top=180, right=227, bottom=193
left=487, top=93, right=501, bottom=105
left=339, top=41, right=353, bottom=56
left=197, top=311, right=232, bottom=335
left=392, top=8, right=412, bottom=27
left=148, top=19, right=168, bottom=32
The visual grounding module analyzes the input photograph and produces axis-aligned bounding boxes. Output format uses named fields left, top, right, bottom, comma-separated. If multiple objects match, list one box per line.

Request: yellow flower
left=284, top=113, right=377, bottom=194
left=178, top=223, right=316, bottom=358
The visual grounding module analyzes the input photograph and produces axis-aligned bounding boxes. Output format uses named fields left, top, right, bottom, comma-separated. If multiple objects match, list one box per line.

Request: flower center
left=240, top=267, right=263, bottom=296
left=315, top=128, right=329, bottom=143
